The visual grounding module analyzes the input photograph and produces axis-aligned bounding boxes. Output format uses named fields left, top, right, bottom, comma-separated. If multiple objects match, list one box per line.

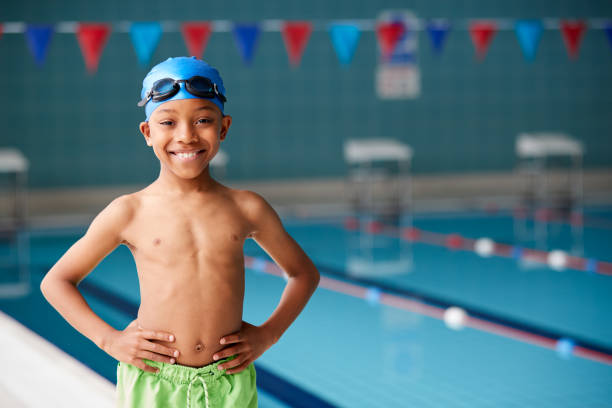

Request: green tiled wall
left=1, top=0, right=611, bottom=188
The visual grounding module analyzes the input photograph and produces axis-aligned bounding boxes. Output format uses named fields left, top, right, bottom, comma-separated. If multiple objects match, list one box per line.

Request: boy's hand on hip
left=215, top=321, right=275, bottom=374
left=103, top=319, right=179, bottom=373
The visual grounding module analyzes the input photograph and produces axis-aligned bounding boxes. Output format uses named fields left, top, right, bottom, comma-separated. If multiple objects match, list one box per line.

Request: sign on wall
left=376, top=10, right=421, bottom=99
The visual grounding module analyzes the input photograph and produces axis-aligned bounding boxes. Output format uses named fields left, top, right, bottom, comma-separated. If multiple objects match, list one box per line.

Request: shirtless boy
left=40, top=56, right=320, bottom=407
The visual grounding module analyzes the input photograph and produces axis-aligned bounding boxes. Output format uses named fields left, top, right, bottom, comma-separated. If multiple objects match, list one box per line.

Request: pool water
left=1, top=206, right=611, bottom=407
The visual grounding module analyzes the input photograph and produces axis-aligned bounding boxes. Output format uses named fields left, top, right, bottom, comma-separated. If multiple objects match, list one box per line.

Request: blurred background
left=1, top=1, right=611, bottom=407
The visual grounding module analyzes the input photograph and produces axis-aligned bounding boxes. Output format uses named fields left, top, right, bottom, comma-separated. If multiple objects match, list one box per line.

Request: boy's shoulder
left=82, top=193, right=137, bottom=246
left=228, top=188, right=274, bottom=217
left=228, top=188, right=282, bottom=232
left=107, top=192, right=140, bottom=214
left=213, top=186, right=280, bottom=229
left=95, top=193, right=138, bottom=226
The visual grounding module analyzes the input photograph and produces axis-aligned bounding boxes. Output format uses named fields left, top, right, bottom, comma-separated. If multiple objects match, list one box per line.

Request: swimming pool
left=1, top=206, right=611, bottom=407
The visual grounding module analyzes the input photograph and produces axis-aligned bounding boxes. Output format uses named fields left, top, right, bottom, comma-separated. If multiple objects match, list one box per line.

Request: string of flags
left=2, top=18, right=611, bottom=74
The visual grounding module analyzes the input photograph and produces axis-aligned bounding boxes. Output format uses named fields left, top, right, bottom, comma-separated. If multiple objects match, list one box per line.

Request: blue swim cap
left=140, top=56, right=226, bottom=121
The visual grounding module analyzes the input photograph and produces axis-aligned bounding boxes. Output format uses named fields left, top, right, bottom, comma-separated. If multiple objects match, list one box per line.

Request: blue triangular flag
left=25, top=24, right=54, bottom=66
left=329, top=23, right=360, bottom=65
left=605, top=22, right=612, bottom=53
left=426, top=20, right=450, bottom=54
left=233, top=23, right=260, bottom=65
left=130, top=22, right=162, bottom=67
left=515, top=20, right=542, bottom=61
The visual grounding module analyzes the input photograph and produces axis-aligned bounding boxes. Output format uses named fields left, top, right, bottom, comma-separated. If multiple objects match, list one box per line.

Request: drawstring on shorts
left=187, top=371, right=214, bottom=408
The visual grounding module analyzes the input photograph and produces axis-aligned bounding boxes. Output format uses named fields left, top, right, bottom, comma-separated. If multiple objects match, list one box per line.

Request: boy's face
left=139, top=98, right=232, bottom=179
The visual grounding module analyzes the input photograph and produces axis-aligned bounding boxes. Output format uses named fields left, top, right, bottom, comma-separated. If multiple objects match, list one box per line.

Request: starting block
left=0, top=148, right=30, bottom=298
left=514, top=132, right=584, bottom=253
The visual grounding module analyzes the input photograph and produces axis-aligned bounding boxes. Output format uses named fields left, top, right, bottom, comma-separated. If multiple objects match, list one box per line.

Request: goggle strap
left=213, top=83, right=226, bottom=103
left=137, top=91, right=151, bottom=107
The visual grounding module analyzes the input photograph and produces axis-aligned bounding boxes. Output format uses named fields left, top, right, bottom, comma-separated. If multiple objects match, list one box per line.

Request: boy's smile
left=139, top=97, right=232, bottom=193
left=170, top=150, right=206, bottom=161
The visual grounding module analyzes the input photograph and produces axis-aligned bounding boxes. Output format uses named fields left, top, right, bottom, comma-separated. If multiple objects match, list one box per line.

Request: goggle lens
left=138, top=76, right=226, bottom=107
left=152, top=78, right=179, bottom=97
left=186, top=76, right=214, bottom=96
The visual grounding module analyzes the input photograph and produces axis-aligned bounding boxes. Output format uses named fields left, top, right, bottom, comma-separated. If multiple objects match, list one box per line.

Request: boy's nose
left=176, top=125, right=199, bottom=142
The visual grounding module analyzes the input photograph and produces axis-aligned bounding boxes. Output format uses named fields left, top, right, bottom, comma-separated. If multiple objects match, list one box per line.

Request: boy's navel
left=153, top=238, right=161, bottom=245
left=195, top=342, right=204, bottom=352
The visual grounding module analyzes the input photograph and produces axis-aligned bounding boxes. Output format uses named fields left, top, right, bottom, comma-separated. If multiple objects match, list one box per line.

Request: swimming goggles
left=137, top=75, right=227, bottom=107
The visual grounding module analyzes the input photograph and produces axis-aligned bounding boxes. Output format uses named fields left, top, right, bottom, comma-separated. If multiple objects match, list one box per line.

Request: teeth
left=176, top=152, right=197, bottom=158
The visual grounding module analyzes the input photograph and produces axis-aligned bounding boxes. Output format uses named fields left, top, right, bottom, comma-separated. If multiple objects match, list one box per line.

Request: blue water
left=1, top=207, right=612, bottom=407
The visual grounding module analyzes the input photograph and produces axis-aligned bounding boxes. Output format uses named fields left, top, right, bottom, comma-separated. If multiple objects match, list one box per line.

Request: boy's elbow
left=311, top=267, right=320, bottom=287
left=40, top=273, right=53, bottom=297
left=303, top=257, right=319, bottom=286
left=39, top=276, right=50, bottom=299
left=290, top=265, right=319, bottom=288
left=39, top=272, right=68, bottom=298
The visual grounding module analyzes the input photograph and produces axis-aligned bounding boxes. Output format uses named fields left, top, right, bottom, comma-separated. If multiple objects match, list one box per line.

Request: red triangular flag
left=76, top=23, right=111, bottom=74
left=0, top=24, right=3, bottom=40
left=376, top=22, right=405, bottom=59
left=281, top=21, right=312, bottom=67
left=181, top=22, right=212, bottom=59
left=560, top=20, right=586, bottom=59
left=469, top=21, right=497, bottom=60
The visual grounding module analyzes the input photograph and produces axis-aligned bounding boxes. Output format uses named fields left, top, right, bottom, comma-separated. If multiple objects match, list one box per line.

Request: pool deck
left=0, top=310, right=116, bottom=408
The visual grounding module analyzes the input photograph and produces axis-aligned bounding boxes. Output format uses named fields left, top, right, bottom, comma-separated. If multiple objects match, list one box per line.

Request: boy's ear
left=219, top=114, right=232, bottom=141
left=139, top=122, right=152, bottom=146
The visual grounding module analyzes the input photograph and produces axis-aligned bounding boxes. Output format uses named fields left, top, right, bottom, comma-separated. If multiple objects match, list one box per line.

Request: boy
left=40, top=56, right=320, bottom=408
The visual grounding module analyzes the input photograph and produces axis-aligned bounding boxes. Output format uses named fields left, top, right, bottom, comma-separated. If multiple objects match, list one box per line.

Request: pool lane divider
left=243, top=255, right=612, bottom=367
left=345, top=217, right=612, bottom=276
left=57, top=272, right=339, bottom=408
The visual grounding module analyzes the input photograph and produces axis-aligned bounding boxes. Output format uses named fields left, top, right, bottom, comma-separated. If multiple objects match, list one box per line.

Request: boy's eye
left=159, top=118, right=211, bottom=126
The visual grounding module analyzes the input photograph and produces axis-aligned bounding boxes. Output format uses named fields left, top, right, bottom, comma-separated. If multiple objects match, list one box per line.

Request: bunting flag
left=469, top=21, right=497, bottom=60
left=560, top=20, right=586, bottom=59
left=232, top=23, right=260, bottom=65
left=3, top=17, right=610, bottom=74
left=426, top=20, right=450, bottom=54
left=25, top=24, right=54, bottom=66
left=281, top=21, right=312, bottom=67
left=181, top=22, right=212, bottom=59
left=376, top=21, right=405, bottom=60
left=515, top=20, right=542, bottom=61
left=130, top=22, right=162, bottom=67
left=605, top=22, right=612, bottom=53
left=76, top=23, right=111, bottom=74
left=329, top=23, right=360, bottom=65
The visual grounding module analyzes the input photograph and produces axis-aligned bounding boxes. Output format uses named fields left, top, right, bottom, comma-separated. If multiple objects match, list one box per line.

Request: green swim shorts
left=116, top=355, right=257, bottom=408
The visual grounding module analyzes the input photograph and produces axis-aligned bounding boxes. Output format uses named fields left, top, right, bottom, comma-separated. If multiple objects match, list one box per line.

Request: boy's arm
left=40, top=195, right=180, bottom=373
left=242, top=191, right=320, bottom=344
left=40, top=195, right=133, bottom=349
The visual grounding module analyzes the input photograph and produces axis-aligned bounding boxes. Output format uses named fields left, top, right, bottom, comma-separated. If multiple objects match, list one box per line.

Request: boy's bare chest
left=121, top=196, right=252, bottom=267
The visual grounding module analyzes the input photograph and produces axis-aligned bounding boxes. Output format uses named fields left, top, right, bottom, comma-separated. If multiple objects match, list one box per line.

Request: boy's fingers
left=214, top=345, right=247, bottom=360
left=225, top=359, right=251, bottom=375
left=136, top=360, right=159, bottom=374
left=220, top=355, right=246, bottom=372
left=141, top=330, right=175, bottom=342
left=142, top=340, right=179, bottom=358
left=220, top=334, right=240, bottom=344
left=136, top=350, right=176, bottom=364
